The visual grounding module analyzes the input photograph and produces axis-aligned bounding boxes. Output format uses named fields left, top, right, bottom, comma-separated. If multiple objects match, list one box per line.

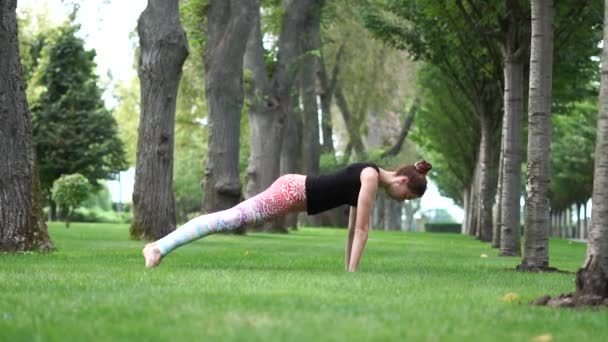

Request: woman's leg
left=143, top=174, right=306, bottom=267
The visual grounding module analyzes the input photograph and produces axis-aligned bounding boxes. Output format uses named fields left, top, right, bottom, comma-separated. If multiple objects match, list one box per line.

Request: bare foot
left=143, top=243, right=163, bottom=268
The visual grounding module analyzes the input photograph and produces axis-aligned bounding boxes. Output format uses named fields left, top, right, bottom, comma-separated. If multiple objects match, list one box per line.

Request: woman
left=143, top=160, right=432, bottom=272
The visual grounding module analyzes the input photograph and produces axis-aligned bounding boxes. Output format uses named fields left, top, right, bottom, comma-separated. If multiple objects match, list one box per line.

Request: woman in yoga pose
left=143, top=160, right=432, bottom=272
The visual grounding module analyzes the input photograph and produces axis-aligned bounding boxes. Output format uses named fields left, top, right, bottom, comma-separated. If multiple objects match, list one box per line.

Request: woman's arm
left=348, top=167, right=378, bottom=272
left=345, top=206, right=357, bottom=270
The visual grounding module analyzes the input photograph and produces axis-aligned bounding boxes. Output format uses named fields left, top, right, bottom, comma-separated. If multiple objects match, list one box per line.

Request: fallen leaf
left=532, top=334, right=553, bottom=342
left=502, top=292, right=520, bottom=302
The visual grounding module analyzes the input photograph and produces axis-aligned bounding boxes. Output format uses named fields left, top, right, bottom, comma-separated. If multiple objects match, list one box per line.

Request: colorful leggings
left=156, top=174, right=307, bottom=256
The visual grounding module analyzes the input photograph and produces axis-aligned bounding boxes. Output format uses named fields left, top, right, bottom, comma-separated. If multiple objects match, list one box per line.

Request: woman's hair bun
left=414, top=160, right=432, bottom=175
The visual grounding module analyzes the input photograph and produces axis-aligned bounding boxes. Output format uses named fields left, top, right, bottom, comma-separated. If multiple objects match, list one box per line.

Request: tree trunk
left=131, top=0, right=188, bottom=240
left=318, top=49, right=341, bottom=154
left=201, top=0, right=256, bottom=231
left=301, top=0, right=322, bottom=176
left=519, top=0, right=555, bottom=271
left=577, top=202, right=582, bottom=238
left=500, top=56, right=523, bottom=256
left=493, top=130, right=503, bottom=248
left=404, top=199, right=419, bottom=232
left=574, top=4, right=608, bottom=298
left=281, top=76, right=303, bottom=230
left=0, top=0, right=54, bottom=252
left=477, top=113, right=493, bottom=242
left=461, top=187, right=470, bottom=234
left=384, top=200, right=402, bottom=230
left=244, top=0, right=315, bottom=232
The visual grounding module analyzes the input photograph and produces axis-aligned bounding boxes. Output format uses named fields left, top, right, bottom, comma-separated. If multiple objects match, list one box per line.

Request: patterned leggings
left=156, top=174, right=307, bottom=256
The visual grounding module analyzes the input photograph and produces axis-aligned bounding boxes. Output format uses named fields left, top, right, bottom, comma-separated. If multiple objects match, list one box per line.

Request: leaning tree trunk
left=0, top=0, right=54, bottom=252
left=131, top=0, right=188, bottom=240
left=202, top=0, right=256, bottom=236
left=245, top=0, right=314, bottom=232
left=519, top=0, right=555, bottom=271
left=574, top=1, right=608, bottom=301
left=500, top=55, right=524, bottom=257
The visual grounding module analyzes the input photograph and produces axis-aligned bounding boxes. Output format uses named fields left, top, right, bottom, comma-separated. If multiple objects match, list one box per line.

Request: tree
left=536, top=2, right=608, bottom=306
left=575, top=0, right=608, bottom=300
left=201, top=0, right=256, bottom=217
left=131, top=0, right=189, bottom=240
left=363, top=1, right=503, bottom=241
left=51, top=174, right=90, bottom=228
left=518, top=0, right=555, bottom=272
left=0, top=0, right=53, bottom=252
left=28, top=20, right=127, bottom=218
left=244, top=0, right=317, bottom=232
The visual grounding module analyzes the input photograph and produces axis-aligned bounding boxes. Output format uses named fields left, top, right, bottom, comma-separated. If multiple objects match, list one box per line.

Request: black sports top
left=305, top=163, right=380, bottom=215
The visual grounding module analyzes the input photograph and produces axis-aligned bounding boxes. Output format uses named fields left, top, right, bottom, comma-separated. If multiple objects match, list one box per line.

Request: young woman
left=143, top=160, right=432, bottom=272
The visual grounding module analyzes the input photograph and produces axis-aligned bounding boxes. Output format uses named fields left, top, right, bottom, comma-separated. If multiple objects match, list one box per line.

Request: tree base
left=531, top=259, right=608, bottom=308
left=515, top=263, right=565, bottom=273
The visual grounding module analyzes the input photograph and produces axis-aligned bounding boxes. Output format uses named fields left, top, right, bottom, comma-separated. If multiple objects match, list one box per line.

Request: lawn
left=1, top=222, right=606, bottom=342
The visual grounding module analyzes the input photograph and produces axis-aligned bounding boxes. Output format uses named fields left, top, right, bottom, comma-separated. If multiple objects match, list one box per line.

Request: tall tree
left=27, top=21, right=127, bottom=219
left=244, top=0, right=316, bottom=232
left=575, top=0, right=608, bottom=301
left=363, top=1, right=503, bottom=241
left=131, top=0, right=188, bottom=240
left=301, top=0, right=324, bottom=176
left=202, top=0, right=256, bottom=216
left=0, top=0, right=53, bottom=252
left=518, top=0, right=555, bottom=271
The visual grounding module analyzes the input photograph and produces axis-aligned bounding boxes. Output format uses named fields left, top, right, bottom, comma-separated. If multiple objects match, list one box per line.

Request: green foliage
left=51, top=174, right=90, bottom=227
left=410, top=64, right=479, bottom=205
left=1, top=223, right=603, bottom=341
left=28, top=20, right=127, bottom=195
left=550, top=100, right=597, bottom=209
left=71, top=207, right=132, bottom=224
left=180, top=0, right=209, bottom=52
left=112, top=78, right=140, bottom=165
left=82, top=183, right=113, bottom=211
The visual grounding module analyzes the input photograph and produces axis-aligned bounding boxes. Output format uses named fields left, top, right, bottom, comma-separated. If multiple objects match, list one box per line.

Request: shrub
left=424, top=222, right=461, bottom=233
left=51, top=174, right=90, bottom=228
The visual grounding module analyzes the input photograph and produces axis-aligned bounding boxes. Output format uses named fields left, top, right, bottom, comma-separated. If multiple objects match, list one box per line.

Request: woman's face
left=387, top=177, right=418, bottom=201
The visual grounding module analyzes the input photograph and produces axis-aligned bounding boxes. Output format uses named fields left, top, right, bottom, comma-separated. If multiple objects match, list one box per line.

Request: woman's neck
left=378, top=168, right=397, bottom=191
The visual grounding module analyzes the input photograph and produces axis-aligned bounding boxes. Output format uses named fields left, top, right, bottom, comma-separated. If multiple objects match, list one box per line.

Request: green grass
left=1, top=223, right=606, bottom=342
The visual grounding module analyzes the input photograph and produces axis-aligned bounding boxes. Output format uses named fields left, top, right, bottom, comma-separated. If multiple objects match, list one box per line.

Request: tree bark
left=131, top=0, right=188, bottom=240
left=519, top=0, right=555, bottom=271
left=244, top=0, right=315, bottom=232
left=477, top=113, right=493, bottom=242
left=0, top=0, right=54, bottom=252
left=317, top=49, right=341, bottom=154
left=301, top=0, right=323, bottom=176
left=281, top=75, right=303, bottom=230
left=500, top=56, right=523, bottom=256
left=461, top=187, right=470, bottom=234
left=574, top=0, right=608, bottom=298
left=493, top=131, right=503, bottom=248
left=202, top=0, right=256, bottom=236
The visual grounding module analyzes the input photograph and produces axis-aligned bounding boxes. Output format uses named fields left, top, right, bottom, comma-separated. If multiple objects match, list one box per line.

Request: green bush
left=425, top=222, right=461, bottom=233
left=51, top=173, right=90, bottom=228
left=72, top=207, right=132, bottom=224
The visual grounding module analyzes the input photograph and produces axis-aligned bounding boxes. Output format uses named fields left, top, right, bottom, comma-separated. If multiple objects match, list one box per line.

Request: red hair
left=394, top=160, right=432, bottom=197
